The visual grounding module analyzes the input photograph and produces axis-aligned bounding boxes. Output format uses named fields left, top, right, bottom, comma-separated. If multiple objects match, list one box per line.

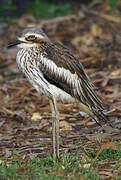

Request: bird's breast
left=16, top=49, right=46, bottom=93
left=17, top=48, right=38, bottom=71
left=16, top=49, right=74, bottom=102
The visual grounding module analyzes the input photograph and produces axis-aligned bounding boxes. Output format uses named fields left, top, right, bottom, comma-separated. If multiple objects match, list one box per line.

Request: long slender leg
left=49, top=97, right=59, bottom=158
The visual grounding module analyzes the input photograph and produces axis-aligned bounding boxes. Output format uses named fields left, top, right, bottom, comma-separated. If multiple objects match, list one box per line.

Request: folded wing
left=38, top=42, right=108, bottom=123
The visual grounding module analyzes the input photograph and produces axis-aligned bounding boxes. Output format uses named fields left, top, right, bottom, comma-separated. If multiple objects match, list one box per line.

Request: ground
left=0, top=2, right=121, bottom=179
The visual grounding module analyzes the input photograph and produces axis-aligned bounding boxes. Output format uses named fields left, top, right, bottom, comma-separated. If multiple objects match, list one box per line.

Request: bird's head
left=7, top=28, right=50, bottom=49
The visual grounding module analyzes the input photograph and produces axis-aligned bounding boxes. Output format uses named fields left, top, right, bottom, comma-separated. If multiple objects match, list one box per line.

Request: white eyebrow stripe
left=25, top=33, right=45, bottom=39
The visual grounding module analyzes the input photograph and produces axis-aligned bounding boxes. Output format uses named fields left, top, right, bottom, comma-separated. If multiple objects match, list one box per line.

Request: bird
left=7, top=27, right=109, bottom=158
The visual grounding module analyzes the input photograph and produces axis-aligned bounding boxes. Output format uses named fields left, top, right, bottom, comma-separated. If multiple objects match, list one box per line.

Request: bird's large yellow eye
left=26, top=35, right=36, bottom=41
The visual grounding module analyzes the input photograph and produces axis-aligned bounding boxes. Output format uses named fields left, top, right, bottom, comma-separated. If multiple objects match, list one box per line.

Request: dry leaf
left=99, top=170, right=114, bottom=178
left=91, top=24, right=102, bottom=37
left=60, top=121, right=72, bottom=131
left=31, top=112, right=43, bottom=121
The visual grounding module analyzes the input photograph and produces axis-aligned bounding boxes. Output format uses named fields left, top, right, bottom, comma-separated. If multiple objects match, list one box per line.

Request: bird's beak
left=7, top=37, right=25, bottom=49
left=7, top=40, right=21, bottom=49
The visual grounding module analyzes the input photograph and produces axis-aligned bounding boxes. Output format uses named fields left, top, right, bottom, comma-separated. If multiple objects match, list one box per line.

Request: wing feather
left=42, top=42, right=103, bottom=109
left=38, top=41, right=107, bottom=123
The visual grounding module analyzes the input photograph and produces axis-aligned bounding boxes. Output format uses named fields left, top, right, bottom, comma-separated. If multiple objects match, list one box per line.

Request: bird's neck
left=18, top=41, right=49, bottom=52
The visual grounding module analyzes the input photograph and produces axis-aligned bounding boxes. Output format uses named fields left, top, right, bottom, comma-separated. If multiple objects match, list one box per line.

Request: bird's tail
left=78, top=102, right=111, bottom=127
left=92, top=109, right=112, bottom=127
left=78, top=78, right=111, bottom=127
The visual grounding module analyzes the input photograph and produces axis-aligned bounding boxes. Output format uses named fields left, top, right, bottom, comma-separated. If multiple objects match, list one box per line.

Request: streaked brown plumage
left=7, top=27, right=109, bottom=158
left=42, top=42, right=104, bottom=114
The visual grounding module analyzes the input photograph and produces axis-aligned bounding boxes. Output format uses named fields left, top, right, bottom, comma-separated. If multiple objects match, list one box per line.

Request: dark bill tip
left=7, top=39, right=21, bottom=49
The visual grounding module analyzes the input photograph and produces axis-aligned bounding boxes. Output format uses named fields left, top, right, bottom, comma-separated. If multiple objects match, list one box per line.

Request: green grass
left=0, top=153, right=100, bottom=180
left=99, top=148, right=121, bottom=160
left=108, top=0, right=119, bottom=9
left=29, top=0, right=72, bottom=19
left=0, top=0, right=119, bottom=22
left=0, top=0, right=16, bottom=14
left=1, top=145, right=121, bottom=179
left=0, top=0, right=72, bottom=22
